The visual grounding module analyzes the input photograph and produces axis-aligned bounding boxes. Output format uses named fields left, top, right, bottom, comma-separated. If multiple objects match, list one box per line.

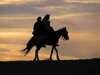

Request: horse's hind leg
left=33, top=46, right=41, bottom=61
left=55, top=47, right=60, bottom=60
left=50, top=47, right=54, bottom=60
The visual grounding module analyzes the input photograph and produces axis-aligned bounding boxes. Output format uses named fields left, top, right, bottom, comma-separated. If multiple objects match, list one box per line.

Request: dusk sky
left=0, top=0, right=100, bottom=61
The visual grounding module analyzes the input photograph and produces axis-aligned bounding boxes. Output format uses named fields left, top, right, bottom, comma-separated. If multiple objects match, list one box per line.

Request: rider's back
left=33, top=21, right=46, bottom=35
left=42, top=19, right=54, bottom=32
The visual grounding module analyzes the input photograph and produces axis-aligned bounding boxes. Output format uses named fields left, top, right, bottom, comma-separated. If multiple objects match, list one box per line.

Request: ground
left=0, top=58, right=100, bottom=75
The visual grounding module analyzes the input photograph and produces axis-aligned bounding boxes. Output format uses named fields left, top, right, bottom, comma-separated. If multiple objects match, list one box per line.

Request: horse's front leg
left=55, top=47, right=60, bottom=61
left=50, top=47, right=54, bottom=60
left=33, top=50, right=37, bottom=61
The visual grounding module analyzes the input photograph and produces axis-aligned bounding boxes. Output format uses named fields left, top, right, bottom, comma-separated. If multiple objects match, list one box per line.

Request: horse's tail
left=20, top=46, right=32, bottom=56
left=21, top=35, right=48, bottom=56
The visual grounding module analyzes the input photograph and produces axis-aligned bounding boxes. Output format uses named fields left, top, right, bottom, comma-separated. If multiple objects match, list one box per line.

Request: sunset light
left=0, top=0, right=100, bottom=61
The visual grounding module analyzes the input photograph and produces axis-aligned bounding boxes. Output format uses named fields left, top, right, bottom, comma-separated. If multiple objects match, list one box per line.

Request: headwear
left=42, top=14, right=50, bottom=21
left=37, top=16, right=42, bottom=21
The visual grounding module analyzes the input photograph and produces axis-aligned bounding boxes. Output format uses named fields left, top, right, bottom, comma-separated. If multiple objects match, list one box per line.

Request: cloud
left=0, top=28, right=32, bottom=45
left=0, top=14, right=35, bottom=20
left=0, top=13, right=91, bottom=20
left=0, top=12, right=92, bottom=29
left=58, top=31, right=100, bottom=59
left=0, top=27, right=100, bottom=61
left=0, top=0, right=46, bottom=5
left=64, top=0, right=100, bottom=3
left=0, top=14, right=36, bottom=28
left=51, top=13, right=91, bottom=19
left=0, top=48, right=10, bottom=52
left=0, top=43, right=79, bottom=61
left=52, top=20, right=78, bottom=29
left=0, top=0, right=100, bottom=61
left=32, top=5, right=78, bottom=14
left=0, top=0, right=100, bottom=16
left=33, top=6, right=64, bottom=10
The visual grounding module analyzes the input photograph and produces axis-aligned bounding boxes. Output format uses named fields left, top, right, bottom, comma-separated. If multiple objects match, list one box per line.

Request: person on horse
left=42, top=14, right=54, bottom=32
left=32, top=16, right=46, bottom=36
left=32, top=15, right=59, bottom=47
left=32, top=16, right=47, bottom=47
left=42, top=14, right=59, bottom=46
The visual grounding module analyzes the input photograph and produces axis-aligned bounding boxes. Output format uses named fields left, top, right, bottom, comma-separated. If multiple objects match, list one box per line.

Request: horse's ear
left=62, top=27, right=66, bottom=30
left=64, top=27, right=66, bottom=30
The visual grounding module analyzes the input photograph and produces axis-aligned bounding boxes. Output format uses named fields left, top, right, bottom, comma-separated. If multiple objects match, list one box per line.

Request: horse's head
left=62, top=27, right=69, bottom=40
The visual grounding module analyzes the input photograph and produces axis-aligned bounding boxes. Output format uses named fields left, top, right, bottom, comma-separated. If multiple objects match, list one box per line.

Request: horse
left=21, top=27, right=69, bottom=61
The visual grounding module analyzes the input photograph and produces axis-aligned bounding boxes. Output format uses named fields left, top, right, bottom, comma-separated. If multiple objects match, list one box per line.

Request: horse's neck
left=55, top=29, right=63, bottom=38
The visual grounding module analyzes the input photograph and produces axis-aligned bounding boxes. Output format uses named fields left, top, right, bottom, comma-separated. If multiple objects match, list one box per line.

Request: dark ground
left=0, top=58, right=100, bottom=75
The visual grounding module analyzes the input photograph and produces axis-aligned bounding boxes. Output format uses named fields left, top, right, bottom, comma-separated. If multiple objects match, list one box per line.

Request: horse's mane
left=55, top=28, right=62, bottom=32
left=55, top=28, right=63, bottom=34
left=54, top=28, right=63, bottom=39
left=55, top=28, right=68, bottom=40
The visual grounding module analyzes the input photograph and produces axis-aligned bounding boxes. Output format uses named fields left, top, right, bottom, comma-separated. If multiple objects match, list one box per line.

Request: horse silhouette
left=21, top=27, right=69, bottom=61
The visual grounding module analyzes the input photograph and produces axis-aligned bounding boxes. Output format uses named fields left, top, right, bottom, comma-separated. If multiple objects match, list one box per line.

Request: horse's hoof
left=49, top=58, right=53, bottom=61
left=57, top=59, right=61, bottom=61
left=37, top=59, right=40, bottom=61
left=33, top=59, right=36, bottom=61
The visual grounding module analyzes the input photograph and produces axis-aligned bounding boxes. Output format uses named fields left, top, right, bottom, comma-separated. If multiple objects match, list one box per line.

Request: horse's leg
left=33, top=46, right=41, bottom=61
left=50, top=47, right=54, bottom=60
left=55, top=47, right=60, bottom=60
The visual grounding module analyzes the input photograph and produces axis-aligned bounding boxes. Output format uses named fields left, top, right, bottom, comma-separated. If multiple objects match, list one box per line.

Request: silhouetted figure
left=21, top=27, right=69, bottom=61
left=32, top=16, right=46, bottom=47
left=32, top=17, right=46, bottom=35
left=42, top=14, right=54, bottom=31
left=21, top=14, right=69, bottom=61
left=42, top=14, right=58, bottom=43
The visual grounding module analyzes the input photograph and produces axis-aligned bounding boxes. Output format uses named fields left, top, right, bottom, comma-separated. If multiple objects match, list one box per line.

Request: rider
left=33, top=15, right=59, bottom=47
left=42, top=14, right=58, bottom=46
left=32, top=16, right=46, bottom=35
left=42, top=14, right=54, bottom=32
left=32, top=16, right=47, bottom=47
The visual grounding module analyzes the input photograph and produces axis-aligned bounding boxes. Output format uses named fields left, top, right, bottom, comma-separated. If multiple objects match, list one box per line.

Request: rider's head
left=43, top=14, right=50, bottom=20
left=37, top=16, right=42, bottom=21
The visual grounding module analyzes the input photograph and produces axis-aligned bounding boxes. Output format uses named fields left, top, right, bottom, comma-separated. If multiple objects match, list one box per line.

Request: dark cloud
left=0, top=1, right=100, bottom=15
